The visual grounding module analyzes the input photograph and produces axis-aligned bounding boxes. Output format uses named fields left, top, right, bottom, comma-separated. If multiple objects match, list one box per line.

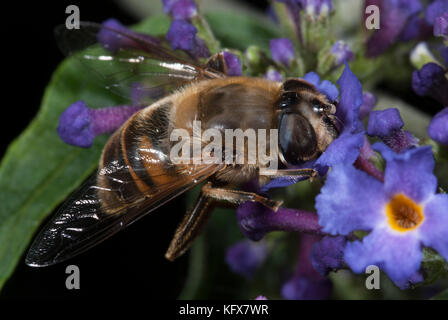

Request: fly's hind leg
left=165, top=182, right=282, bottom=261
left=165, top=192, right=215, bottom=261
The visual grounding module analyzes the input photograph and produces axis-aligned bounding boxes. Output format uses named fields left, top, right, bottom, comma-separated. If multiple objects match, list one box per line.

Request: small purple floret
left=428, top=107, right=448, bottom=146
left=171, top=0, right=198, bottom=20
left=226, top=240, right=268, bottom=279
left=412, top=63, right=448, bottom=106
left=359, top=91, right=377, bottom=120
left=265, top=69, right=283, bottom=82
left=434, top=11, right=448, bottom=37
left=57, top=101, right=94, bottom=148
left=330, top=41, right=354, bottom=66
left=270, top=38, right=295, bottom=67
left=57, top=100, right=142, bottom=148
left=425, top=0, right=448, bottom=25
left=98, top=18, right=159, bottom=53
left=236, top=202, right=322, bottom=241
left=166, top=20, right=209, bottom=58
left=310, top=236, right=347, bottom=276
left=281, top=235, right=332, bottom=300
left=223, top=51, right=243, bottom=76
left=302, top=72, right=339, bottom=102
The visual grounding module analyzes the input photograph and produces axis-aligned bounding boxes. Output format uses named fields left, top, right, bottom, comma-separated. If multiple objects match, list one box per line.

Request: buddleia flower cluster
left=56, top=0, right=448, bottom=299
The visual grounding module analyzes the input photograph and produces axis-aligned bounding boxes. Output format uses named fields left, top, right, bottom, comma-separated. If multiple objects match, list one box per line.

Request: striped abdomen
left=96, top=101, right=176, bottom=214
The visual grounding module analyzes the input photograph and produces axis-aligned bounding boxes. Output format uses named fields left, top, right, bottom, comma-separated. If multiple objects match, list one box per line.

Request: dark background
left=0, top=0, right=269, bottom=300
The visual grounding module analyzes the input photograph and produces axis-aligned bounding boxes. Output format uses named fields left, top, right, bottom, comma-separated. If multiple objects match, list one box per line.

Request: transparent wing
left=26, top=161, right=223, bottom=267
left=55, top=21, right=224, bottom=105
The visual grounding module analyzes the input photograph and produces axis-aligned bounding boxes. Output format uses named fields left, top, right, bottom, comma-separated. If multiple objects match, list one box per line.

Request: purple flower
left=365, top=0, right=423, bottom=57
left=223, top=51, right=242, bottom=76
left=262, top=65, right=363, bottom=191
left=425, top=0, right=448, bottom=26
left=57, top=100, right=142, bottom=148
left=170, top=0, right=198, bottom=20
left=281, top=235, right=332, bottom=300
left=359, top=91, right=378, bottom=120
left=434, top=11, right=448, bottom=37
left=226, top=240, right=268, bottom=279
left=270, top=38, right=295, bottom=67
left=255, top=295, right=268, bottom=300
left=302, top=72, right=339, bottom=102
left=412, top=62, right=448, bottom=106
left=428, top=107, right=448, bottom=145
left=300, top=0, right=334, bottom=18
left=314, top=63, right=365, bottom=169
left=310, top=236, right=347, bottom=276
left=97, top=18, right=160, bottom=53
left=367, top=108, right=404, bottom=137
left=367, top=108, right=418, bottom=153
left=265, top=69, right=283, bottom=82
left=316, top=144, right=448, bottom=288
left=162, top=0, right=178, bottom=13
left=400, top=16, right=433, bottom=41
left=166, top=20, right=209, bottom=58
left=330, top=41, right=354, bottom=67
left=236, top=201, right=322, bottom=241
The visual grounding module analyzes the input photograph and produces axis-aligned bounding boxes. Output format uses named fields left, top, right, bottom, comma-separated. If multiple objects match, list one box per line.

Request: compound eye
left=279, top=113, right=317, bottom=165
left=278, top=92, right=300, bottom=109
left=312, top=99, right=336, bottom=114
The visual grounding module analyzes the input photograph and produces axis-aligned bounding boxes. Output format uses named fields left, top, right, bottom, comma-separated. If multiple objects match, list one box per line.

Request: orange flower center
left=386, top=194, right=424, bottom=232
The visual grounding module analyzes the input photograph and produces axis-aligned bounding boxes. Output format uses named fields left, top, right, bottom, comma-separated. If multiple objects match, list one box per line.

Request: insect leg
left=165, top=191, right=216, bottom=261
left=201, top=182, right=283, bottom=211
left=259, top=168, right=318, bottom=181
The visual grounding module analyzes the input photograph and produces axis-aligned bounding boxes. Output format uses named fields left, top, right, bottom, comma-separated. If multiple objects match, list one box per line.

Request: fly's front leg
left=259, top=168, right=318, bottom=181
left=202, top=182, right=283, bottom=211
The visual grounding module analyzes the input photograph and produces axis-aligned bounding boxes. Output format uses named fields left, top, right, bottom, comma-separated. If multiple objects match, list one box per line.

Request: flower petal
left=374, top=144, right=438, bottom=203
left=281, top=276, right=332, bottom=300
left=419, top=194, right=448, bottom=261
left=336, top=62, right=363, bottom=134
left=303, top=72, right=339, bottom=101
left=57, top=101, right=93, bottom=148
left=270, top=38, right=295, bottom=67
left=330, top=40, right=354, bottom=66
left=223, top=51, right=243, bottom=76
left=315, top=164, right=387, bottom=235
left=425, top=0, right=448, bottom=25
left=171, top=0, right=198, bottom=20
left=314, top=131, right=365, bottom=168
left=359, top=91, right=377, bottom=120
left=344, top=226, right=423, bottom=288
left=366, top=0, right=422, bottom=57
left=412, top=62, right=448, bottom=105
left=434, top=11, right=448, bottom=37
left=226, top=240, right=268, bottom=279
left=310, top=236, right=347, bottom=275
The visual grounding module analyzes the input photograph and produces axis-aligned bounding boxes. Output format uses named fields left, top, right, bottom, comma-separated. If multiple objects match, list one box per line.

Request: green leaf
left=420, top=248, right=448, bottom=286
left=205, top=12, right=280, bottom=52
left=0, top=12, right=280, bottom=291
left=432, top=288, right=448, bottom=300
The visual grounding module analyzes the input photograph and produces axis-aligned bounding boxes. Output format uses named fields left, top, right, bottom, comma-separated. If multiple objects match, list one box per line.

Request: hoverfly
left=26, top=22, right=339, bottom=267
